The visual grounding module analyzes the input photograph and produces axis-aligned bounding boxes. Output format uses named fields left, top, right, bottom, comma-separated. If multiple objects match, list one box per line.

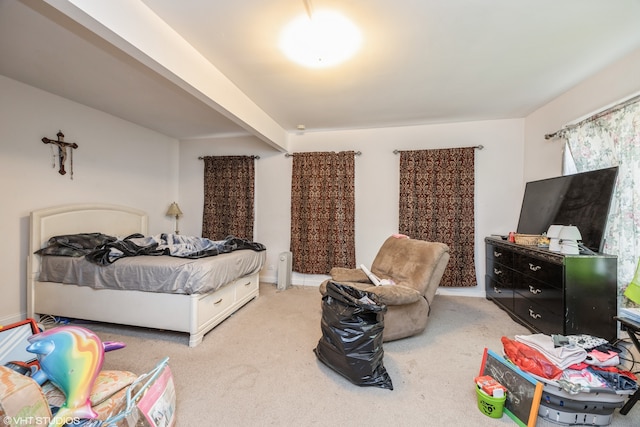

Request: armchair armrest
left=329, top=267, right=371, bottom=283
left=364, top=285, right=422, bottom=305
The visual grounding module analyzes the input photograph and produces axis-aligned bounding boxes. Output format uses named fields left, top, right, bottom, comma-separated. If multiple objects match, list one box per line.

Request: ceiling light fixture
left=279, top=0, right=362, bottom=68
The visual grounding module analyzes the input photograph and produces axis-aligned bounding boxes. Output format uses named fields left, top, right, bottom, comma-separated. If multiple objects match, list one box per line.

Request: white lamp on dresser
left=559, top=225, right=582, bottom=255
left=546, top=224, right=563, bottom=252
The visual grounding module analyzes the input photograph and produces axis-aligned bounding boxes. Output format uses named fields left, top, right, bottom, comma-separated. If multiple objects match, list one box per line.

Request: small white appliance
left=277, top=251, right=292, bottom=291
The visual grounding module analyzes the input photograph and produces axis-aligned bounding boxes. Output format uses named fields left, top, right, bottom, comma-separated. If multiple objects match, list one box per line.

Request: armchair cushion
left=370, top=237, right=449, bottom=296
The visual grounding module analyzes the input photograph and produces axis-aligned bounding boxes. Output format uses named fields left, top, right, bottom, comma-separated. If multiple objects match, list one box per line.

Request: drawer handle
left=529, top=263, right=542, bottom=272
left=244, top=282, right=251, bottom=286
left=528, top=285, right=541, bottom=295
left=493, top=268, right=502, bottom=275
left=214, top=298, right=223, bottom=305
left=528, top=309, right=541, bottom=319
left=494, top=251, right=502, bottom=257
left=493, top=286, right=501, bottom=294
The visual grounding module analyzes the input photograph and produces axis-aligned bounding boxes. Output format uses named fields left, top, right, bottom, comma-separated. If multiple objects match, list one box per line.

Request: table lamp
left=166, top=202, right=183, bottom=234
left=559, top=225, right=581, bottom=255
left=546, top=225, right=563, bottom=252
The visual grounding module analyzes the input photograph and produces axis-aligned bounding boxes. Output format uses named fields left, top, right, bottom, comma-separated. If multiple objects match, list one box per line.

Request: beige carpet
left=77, top=283, right=639, bottom=427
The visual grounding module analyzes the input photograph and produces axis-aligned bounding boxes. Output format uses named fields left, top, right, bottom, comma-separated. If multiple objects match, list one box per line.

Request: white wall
left=0, top=75, right=180, bottom=324
left=180, top=119, right=526, bottom=297
left=524, top=47, right=640, bottom=182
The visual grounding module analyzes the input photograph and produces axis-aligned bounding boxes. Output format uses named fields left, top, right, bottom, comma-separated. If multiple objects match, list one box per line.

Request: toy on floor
left=26, top=325, right=106, bottom=425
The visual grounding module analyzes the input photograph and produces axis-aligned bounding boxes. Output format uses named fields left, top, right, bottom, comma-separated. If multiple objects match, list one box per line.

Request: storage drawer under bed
left=197, top=284, right=236, bottom=326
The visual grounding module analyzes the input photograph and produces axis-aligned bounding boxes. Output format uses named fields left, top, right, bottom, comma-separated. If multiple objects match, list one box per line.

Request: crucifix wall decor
left=42, top=130, right=78, bottom=179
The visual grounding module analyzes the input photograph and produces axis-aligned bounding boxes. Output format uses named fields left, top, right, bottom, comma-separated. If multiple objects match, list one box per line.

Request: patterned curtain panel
left=563, top=100, right=640, bottom=292
left=399, top=147, right=476, bottom=287
left=202, top=156, right=255, bottom=240
left=290, top=151, right=356, bottom=274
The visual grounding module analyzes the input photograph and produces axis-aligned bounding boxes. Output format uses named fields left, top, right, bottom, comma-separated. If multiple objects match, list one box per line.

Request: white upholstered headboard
left=27, top=203, right=148, bottom=316
left=29, top=203, right=148, bottom=253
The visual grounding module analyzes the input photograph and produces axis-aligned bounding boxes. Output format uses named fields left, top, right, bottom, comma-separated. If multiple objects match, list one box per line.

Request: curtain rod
left=284, top=151, right=362, bottom=157
left=198, top=155, right=260, bottom=160
left=545, top=93, right=640, bottom=140
left=393, top=145, right=484, bottom=154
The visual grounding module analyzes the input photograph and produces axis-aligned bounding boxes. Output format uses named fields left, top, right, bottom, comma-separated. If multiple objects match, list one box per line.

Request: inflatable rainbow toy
left=27, top=325, right=104, bottom=425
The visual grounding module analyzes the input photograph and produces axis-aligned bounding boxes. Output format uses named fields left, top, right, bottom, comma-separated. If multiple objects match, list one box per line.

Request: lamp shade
left=166, top=202, right=183, bottom=217
left=558, top=225, right=582, bottom=241
left=546, top=225, right=563, bottom=238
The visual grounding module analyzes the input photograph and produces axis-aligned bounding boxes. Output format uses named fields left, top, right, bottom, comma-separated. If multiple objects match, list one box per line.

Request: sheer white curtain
left=562, top=101, right=640, bottom=303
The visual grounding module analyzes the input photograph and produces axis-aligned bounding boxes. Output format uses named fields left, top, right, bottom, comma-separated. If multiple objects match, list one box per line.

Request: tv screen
left=516, top=166, right=618, bottom=253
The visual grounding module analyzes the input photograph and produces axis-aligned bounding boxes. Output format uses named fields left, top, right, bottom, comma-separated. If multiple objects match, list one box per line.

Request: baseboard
left=436, top=287, right=484, bottom=298
left=0, top=312, right=26, bottom=325
left=260, top=272, right=327, bottom=287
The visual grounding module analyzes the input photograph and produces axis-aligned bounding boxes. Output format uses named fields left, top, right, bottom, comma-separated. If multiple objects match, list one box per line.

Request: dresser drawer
left=513, top=295, right=563, bottom=335
left=486, top=275, right=513, bottom=312
left=486, top=243, right=512, bottom=265
left=513, top=253, right=562, bottom=285
left=486, top=257, right=512, bottom=286
left=513, top=273, right=562, bottom=304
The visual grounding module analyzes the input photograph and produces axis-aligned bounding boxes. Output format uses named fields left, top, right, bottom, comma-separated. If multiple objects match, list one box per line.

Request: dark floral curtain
left=202, top=156, right=255, bottom=240
left=399, top=147, right=476, bottom=287
left=290, top=151, right=355, bottom=274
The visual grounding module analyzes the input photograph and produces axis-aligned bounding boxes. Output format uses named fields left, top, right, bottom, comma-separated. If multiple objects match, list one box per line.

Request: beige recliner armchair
left=319, top=236, right=450, bottom=342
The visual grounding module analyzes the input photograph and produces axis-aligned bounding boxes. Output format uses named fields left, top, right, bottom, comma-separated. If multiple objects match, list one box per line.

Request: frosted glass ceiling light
left=279, top=8, right=361, bottom=68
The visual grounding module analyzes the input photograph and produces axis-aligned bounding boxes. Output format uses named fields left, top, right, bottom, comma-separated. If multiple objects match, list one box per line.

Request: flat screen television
left=516, top=166, right=618, bottom=253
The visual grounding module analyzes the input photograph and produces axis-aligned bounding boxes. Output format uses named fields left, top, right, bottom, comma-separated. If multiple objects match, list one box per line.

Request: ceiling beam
left=43, top=0, right=288, bottom=151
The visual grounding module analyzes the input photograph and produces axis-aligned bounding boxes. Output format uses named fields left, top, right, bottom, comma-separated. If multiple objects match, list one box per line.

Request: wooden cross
left=42, top=131, right=78, bottom=177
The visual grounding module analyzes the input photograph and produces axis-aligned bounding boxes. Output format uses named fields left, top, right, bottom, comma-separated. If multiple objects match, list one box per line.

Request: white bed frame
left=27, top=203, right=260, bottom=347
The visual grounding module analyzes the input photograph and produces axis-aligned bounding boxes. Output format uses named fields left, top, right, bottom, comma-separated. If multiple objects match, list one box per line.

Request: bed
left=27, top=203, right=265, bottom=347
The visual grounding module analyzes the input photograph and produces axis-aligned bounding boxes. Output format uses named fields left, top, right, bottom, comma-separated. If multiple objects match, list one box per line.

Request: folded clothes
left=584, top=349, right=620, bottom=367
left=560, top=368, right=610, bottom=391
left=565, top=334, right=608, bottom=350
left=515, top=334, right=587, bottom=370
left=592, top=368, right=638, bottom=391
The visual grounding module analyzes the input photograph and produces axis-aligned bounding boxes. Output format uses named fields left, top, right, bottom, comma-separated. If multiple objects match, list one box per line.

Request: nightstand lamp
left=546, top=225, right=563, bottom=252
left=166, top=202, right=183, bottom=235
left=559, top=225, right=581, bottom=255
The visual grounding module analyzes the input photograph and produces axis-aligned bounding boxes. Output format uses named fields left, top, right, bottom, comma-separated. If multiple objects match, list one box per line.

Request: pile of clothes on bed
left=36, top=233, right=266, bottom=265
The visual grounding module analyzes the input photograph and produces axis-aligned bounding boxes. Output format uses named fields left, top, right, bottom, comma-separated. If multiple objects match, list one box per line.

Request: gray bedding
left=38, top=249, right=266, bottom=295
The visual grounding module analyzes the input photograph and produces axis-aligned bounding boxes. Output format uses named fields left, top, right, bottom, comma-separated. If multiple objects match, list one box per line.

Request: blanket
left=34, top=233, right=117, bottom=257
left=37, top=233, right=266, bottom=266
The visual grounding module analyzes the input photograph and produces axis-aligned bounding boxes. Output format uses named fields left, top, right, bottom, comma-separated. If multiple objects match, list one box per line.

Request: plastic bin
left=476, top=386, right=506, bottom=418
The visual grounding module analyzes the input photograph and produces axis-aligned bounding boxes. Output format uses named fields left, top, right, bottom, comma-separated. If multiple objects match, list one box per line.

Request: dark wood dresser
left=485, top=236, right=618, bottom=342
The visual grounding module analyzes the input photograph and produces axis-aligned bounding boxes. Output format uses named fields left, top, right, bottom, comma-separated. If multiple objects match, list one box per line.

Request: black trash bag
left=314, top=281, right=393, bottom=390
